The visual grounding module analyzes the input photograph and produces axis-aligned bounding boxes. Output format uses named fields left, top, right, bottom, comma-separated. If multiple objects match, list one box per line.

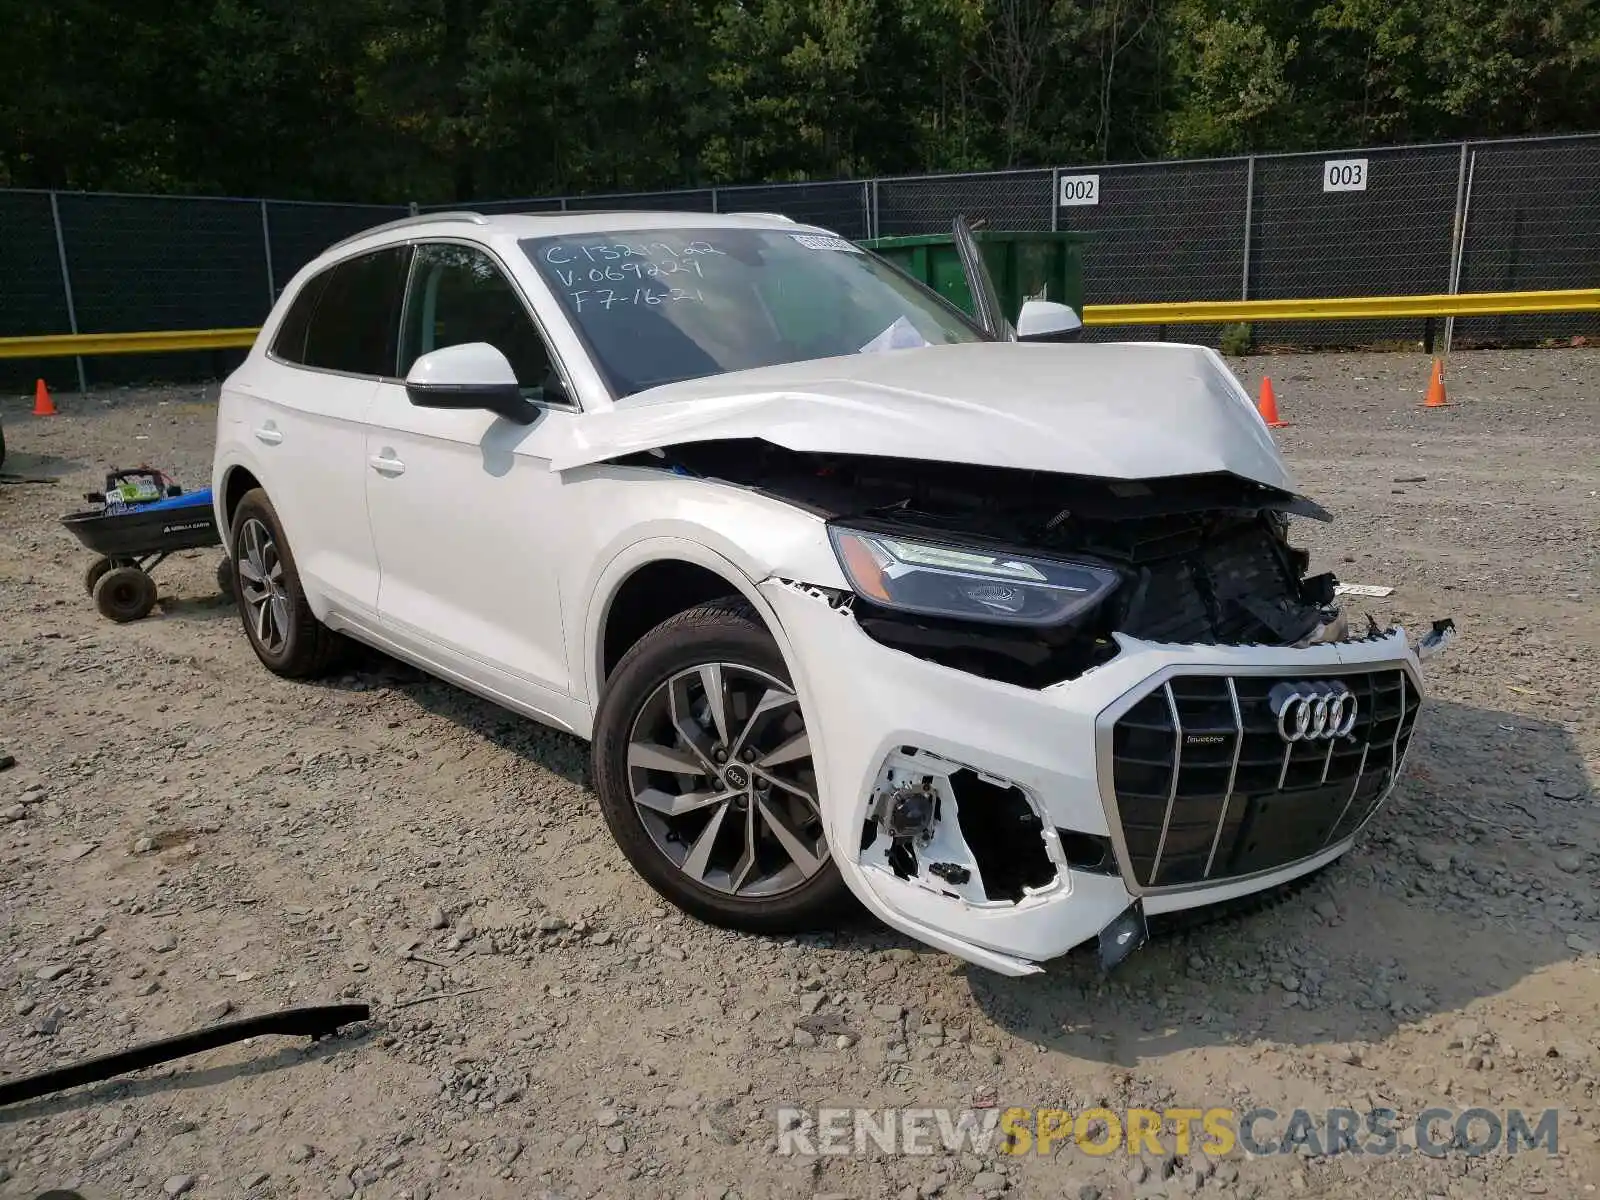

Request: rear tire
left=93, top=566, right=157, bottom=622
left=591, top=597, right=853, bottom=934
left=84, top=556, right=115, bottom=597
left=229, top=488, right=346, bottom=678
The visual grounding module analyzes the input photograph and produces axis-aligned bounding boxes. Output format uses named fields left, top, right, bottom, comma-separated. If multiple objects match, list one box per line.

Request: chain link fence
left=875, top=169, right=1054, bottom=237
left=52, top=193, right=268, bottom=387
left=1246, top=142, right=1465, bottom=348
left=0, top=191, right=72, bottom=393
left=1057, top=156, right=1251, bottom=347
left=4, top=132, right=1595, bottom=393
left=716, top=181, right=871, bottom=239
left=1453, top=135, right=1600, bottom=346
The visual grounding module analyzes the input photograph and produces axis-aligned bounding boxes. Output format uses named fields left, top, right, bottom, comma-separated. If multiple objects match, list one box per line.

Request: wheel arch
left=219, top=463, right=263, bottom=533
left=581, top=538, right=803, bottom=719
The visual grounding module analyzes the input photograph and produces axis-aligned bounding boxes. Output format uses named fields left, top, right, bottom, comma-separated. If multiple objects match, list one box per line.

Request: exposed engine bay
left=640, top=438, right=1355, bottom=689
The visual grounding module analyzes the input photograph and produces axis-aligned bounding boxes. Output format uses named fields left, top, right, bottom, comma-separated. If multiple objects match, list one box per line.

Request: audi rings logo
left=1268, top=681, right=1357, bottom=742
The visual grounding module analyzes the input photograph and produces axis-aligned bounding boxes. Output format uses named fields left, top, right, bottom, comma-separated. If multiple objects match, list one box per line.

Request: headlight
left=828, top=525, right=1121, bottom=627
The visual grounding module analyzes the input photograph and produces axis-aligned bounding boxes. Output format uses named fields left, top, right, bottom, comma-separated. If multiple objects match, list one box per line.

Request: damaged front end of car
left=643, top=439, right=1451, bottom=961
left=657, top=440, right=1362, bottom=686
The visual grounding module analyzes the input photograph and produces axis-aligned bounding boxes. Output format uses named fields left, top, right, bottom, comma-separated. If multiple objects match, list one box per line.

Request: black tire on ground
left=229, top=488, right=347, bottom=678
left=84, top=556, right=116, bottom=597
left=93, top=566, right=157, bottom=622
left=591, top=597, right=855, bottom=934
left=215, top=556, right=235, bottom=597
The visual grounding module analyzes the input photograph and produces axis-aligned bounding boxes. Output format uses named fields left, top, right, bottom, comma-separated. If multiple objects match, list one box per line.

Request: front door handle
left=253, top=425, right=283, bottom=446
left=369, top=453, right=406, bottom=477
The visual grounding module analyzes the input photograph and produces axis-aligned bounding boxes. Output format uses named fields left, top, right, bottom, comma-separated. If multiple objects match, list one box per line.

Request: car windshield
left=520, top=228, right=986, bottom=398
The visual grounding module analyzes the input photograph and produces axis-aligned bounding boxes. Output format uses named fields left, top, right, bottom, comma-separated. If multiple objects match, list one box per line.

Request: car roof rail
left=723, top=211, right=796, bottom=223
left=324, top=211, right=489, bottom=254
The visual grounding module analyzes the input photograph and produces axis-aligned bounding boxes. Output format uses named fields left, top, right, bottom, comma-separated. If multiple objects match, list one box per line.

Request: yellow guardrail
left=0, top=289, right=1595, bottom=358
left=1082, top=288, right=1600, bottom=326
left=0, top=327, right=259, bottom=359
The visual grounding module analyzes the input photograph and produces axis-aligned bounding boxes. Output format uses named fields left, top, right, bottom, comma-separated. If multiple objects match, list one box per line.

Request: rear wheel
left=84, top=556, right=116, bottom=597
left=229, top=489, right=346, bottom=677
left=591, top=598, right=852, bottom=933
left=93, top=566, right=157, bottom=622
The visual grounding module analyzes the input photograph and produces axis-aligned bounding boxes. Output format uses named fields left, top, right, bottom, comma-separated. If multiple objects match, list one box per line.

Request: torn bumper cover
left=763, top=575, right=1454, bottom=977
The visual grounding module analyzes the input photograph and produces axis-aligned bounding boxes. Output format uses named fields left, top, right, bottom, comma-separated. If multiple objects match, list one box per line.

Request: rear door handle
left=253, top=426, right=283, bottom=446
left=369, top=453, right=406, bottom=477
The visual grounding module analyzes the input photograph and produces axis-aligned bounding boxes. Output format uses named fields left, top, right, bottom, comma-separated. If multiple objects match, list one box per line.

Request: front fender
left=575, top=535, right=813, bottom=733
left=563, top=469, right=848, bottom=716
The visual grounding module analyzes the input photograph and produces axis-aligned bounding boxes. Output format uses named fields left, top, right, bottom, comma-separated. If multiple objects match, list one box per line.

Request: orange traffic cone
left=32, top=378, right=56, bottom=416
left=1422, top=358, right=1449, bottom=408
left=1257, top=376, right=1287, bottom=428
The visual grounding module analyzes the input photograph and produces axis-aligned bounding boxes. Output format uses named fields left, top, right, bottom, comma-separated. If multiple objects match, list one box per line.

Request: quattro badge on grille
left=1268, top=681, right=1357, bottom=742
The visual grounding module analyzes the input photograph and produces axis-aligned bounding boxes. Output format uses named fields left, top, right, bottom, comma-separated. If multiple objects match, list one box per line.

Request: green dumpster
left=860, top=230, right=1089, bottom=325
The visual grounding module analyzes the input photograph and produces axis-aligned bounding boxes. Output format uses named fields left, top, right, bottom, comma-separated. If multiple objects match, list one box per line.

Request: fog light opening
left=860, top=749, right=1061, bottom=907
left=950, top=769, right=1057, bottom=903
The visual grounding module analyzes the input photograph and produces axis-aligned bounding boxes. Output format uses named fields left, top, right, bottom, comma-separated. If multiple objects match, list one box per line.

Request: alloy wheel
left=626, top=663, right=827, bottom=899
left=237, top=517, right=290, bottom=654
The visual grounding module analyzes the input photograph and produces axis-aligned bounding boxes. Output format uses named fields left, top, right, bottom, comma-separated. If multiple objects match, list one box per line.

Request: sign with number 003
left=1058, top=174, right=1099, bottom=206
left=1323, top=159, right=1369, bottom=192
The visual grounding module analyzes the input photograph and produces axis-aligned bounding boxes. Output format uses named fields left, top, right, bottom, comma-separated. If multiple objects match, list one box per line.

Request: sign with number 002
left=1323, top=159, right=1369, bottom=192
left=1058, top=174, right=1099, bottom=206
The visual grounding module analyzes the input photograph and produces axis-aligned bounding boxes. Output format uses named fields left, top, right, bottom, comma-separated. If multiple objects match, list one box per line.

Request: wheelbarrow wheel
left=216, top=556, right=235, bottom=597
left=93, top=566, right=158, bottom=623
left=84, top=556, right=116, bottom=597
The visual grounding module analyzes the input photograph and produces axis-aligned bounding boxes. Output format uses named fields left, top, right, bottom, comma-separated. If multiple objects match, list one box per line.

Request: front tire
left=229, top=488, right=345, bottom=678
left=591, top=598, right=852, bottom=933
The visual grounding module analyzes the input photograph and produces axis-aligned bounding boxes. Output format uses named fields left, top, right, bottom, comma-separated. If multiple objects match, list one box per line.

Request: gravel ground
left=0, top=348, right=1596, bottom=1200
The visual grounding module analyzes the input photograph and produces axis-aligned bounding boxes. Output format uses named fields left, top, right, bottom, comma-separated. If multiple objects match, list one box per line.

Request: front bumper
left=762, top=578, right=1439, bottom=976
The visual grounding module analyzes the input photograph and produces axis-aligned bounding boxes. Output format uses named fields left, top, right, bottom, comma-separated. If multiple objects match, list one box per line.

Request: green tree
left=1, top=0, right=1595, bottom=200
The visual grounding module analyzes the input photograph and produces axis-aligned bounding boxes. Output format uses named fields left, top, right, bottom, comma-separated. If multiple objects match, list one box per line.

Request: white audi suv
left=212, top=209, right=1452, bottom=975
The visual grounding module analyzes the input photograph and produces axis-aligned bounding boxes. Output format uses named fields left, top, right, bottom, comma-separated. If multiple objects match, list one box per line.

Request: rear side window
left=268, top=271, right=329, bottom=364
left=296, top=246, right=411, bottom=376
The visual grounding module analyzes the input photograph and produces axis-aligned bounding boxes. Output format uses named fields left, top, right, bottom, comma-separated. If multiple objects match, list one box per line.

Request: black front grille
left=1109, top=668, right=1420, bottom=888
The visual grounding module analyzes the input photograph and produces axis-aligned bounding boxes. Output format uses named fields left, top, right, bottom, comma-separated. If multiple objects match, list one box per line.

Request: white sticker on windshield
left=790, top=233, right=863, bottom=253
left=858, top=316, right=931, bottom=354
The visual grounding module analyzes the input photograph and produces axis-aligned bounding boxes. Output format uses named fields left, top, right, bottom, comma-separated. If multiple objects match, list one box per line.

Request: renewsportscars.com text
left=775, top=1105, right=1561, bottom=1159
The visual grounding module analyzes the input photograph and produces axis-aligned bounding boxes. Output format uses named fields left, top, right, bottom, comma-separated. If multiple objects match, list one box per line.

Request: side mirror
left=1016, top=299, right=1083, bottom=344
left=404, top=342, right=539, bottom=424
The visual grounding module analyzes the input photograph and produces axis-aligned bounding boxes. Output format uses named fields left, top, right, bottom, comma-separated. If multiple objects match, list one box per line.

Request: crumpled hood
left=552, top=341, right=1296, bottom=491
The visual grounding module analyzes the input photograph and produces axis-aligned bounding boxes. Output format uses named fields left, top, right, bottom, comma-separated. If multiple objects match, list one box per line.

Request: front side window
left=298, top=246, right=411, bottom=377
left=520, top=228, right=984, bottom=398
left=401, top=243, right=556, bottom=398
